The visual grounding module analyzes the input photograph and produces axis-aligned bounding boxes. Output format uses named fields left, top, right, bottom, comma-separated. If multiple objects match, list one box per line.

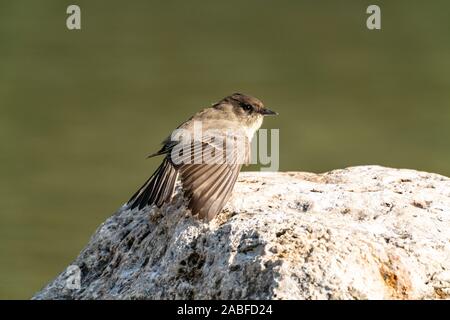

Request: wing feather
left=175, top=132, right=248, bottom=220
left=195, top=164, right=241, bottom=219
left=127, top=158, right=177, bottom=210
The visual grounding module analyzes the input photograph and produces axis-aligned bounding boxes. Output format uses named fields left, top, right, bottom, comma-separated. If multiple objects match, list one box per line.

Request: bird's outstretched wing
left=179, top=163, right=241, bottom=220
left=128, top=130, right=250, bottom=220
left=171, top=132, right=250, bottom=220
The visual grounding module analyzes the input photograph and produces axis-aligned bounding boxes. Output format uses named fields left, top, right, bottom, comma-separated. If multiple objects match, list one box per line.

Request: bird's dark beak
left=260, top=108, right=278, bottom=116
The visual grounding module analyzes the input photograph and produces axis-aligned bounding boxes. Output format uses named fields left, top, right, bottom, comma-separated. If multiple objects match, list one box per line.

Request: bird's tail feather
left=127, top=158, right=178, bottom=210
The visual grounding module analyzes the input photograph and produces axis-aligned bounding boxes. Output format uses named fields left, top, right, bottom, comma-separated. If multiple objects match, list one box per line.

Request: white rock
left=33, top=166, right=450, bottom=299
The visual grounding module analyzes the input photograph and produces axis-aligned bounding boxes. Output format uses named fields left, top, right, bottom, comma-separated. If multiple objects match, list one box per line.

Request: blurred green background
left=1, top=0, right=449, bottom=299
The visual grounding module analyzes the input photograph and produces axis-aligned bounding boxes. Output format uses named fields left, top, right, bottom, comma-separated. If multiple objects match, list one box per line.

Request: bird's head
left=213, top=93, right=277, bottom=132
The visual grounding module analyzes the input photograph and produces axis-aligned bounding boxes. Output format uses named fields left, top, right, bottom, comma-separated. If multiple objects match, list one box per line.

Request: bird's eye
left=242, top=103, right=252, bottom=111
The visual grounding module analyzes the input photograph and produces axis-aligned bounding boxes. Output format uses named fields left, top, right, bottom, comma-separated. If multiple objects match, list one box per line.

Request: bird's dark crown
left=213, top=92, right=277, bottom=116
left=218, top=92, right=264, bottom=113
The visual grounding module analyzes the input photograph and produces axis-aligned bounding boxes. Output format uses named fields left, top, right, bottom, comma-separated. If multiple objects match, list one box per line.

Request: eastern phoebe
left=127, top=93, right=277, bottom=221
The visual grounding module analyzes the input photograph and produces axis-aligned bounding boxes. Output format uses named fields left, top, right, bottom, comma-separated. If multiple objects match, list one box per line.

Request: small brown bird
left=127, top=93, right=277, bottom=220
